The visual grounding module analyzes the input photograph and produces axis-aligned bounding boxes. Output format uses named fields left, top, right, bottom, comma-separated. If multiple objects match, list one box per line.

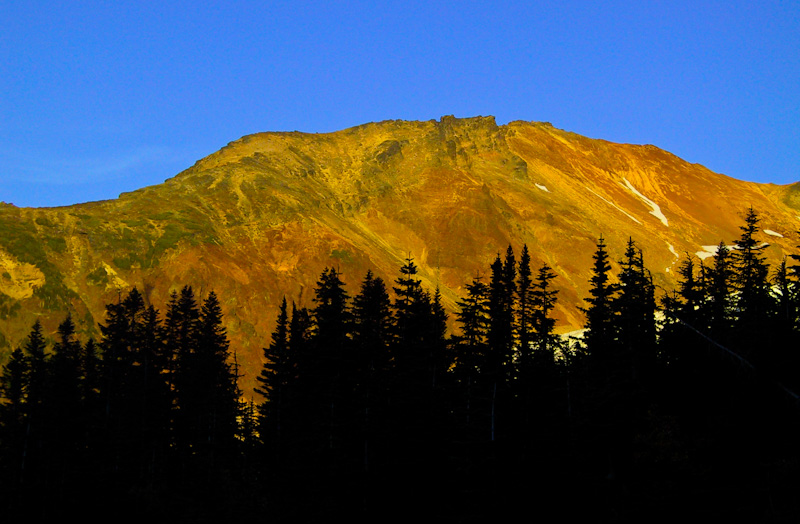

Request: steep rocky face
left=1, top=115, right=798, bottom=390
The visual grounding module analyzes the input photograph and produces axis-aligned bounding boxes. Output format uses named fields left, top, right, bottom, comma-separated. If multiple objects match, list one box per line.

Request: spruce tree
left=581, top=235, right=619, bottom=368
left=453, top=275, right=491, bottom=430
left=21, top=320, right=48, bottom=486
left=309, top=267, right=352, bottom=460
left=517, top=245, right=533, bottom=374
left=733, top=208, right=771, bottom=321
left=0, top=345, right=28, bottom=487
left=704, top=241, right=735, bottom=343
left=613, top=238, right=657, bottom=382
left=351, top=271, right=394, bottom=474
left=530, top=262, right=560, bottom=363
left=256, top=297, right=291, bottom=450
left=194, top=291, right=239, bottom=462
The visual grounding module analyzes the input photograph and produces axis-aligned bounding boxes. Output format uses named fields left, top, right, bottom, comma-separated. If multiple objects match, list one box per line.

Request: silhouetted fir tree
left=579, top=236, right=632, bottom=484
left=516, top=245, right=533, bottom=381
left=0, top=345, right=28, bottom=490
left=733, top=208, right=771, bottom=318
left=767, top=258, right=800, bottom=393
left=610, top=239, right=659, bottom=484
left=453, top=275, right=491, bottom=433
left=428, top=285, right=450, bottom=403
left=678, top=255, right=705, bottom=323
left=659, top=255, right=704, bottom=372
left=166, top=285, right=202, bottom=462
left=392, top=256, right=427, bottom=354
left=526, top=262, right=562, bottom=420
left=191, top=291, right=239, bottom=465
left=44, top=314, right=85, bottom=495
left=614, top=238, right=657, bottom=383
left=530, top=262, right=560, bottom=366
left=98, top=288, right=154, bottom=481
left=21, top=320, right=48, bottom=489
left=310, top=267, right=352, bottom=458
left=0, top=346, right=26, bottom=431
left=581, top=235, right=619, bottom=368
left=385, top=256, right=452, bottom=512
left=518, top=261, right=566, bottom=477
left=731, top=208, right=774, bottom=365
left=134, top=303, right=171, bottom=477
left=80, top=337, right=103, bottom=466
left=389, top=256, right=432, bottom=424
left=486, top=249, right=517, bottom=385
left=483, top=248, right=517, bottom=446
left=277, top=301, right=310, bottom=472
left=703, top=241, right=736, bottom=345
left=773, top=258, right=794, bottom=329
left=351, top=271, right=393, bottom=472
left=256, top=296, right=290, bottom=452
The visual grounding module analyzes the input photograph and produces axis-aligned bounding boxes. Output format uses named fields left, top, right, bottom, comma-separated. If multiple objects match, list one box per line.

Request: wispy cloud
left=1, top=145, right=181, bottom=185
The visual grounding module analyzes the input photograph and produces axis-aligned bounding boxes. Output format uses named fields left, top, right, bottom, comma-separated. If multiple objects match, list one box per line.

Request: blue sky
left=1, top=1, right=798, bottom=208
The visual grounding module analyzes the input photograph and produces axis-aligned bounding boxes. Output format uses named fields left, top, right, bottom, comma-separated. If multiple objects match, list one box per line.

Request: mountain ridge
left=1, top=115, right=798, bottom=391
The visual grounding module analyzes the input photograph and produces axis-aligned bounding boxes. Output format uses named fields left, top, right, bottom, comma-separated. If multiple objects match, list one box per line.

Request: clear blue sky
left=1, top=1, right=798, bottom=208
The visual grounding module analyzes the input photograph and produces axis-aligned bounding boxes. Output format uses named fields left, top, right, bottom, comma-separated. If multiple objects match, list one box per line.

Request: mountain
left=1, top=115, right=799, bottom=390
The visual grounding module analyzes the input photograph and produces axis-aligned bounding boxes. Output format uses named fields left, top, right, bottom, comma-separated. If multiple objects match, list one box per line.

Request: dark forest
left=2, top=207, right=800, bottom=522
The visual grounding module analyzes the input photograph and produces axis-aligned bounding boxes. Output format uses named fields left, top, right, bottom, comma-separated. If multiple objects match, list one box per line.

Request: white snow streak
left=535, top=183, right=550, bottom=193
left=696, top=245, right=720, bottom=260
left=622, top=178, right=669, bottom=227
left=764, top=229, right=783, bottom=237
left=695, top=242, right=769, bottom=260
left=585, top=186, right=641, bottom=224
left=666, top=243, right=679, bottom=272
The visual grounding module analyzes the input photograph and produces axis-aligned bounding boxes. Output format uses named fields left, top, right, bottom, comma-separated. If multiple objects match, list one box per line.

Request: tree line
left=2, top=207, right=800, bottom=521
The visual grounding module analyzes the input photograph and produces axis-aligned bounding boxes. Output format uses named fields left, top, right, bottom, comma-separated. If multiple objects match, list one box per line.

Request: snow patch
left=764, top=229, right=783, bottom=237
left=622, top=178, right=669, bottom=227
left=585, top=186, right=641, bottom=224
left=696, top=245, right=720, bottom=260
left=668, top=243, right=679, bottom=259
left=694, top=242, right=769, bottom=260
left=666, top=242, right=679, bottom=272
left=535, top=183, right=550, bottom=193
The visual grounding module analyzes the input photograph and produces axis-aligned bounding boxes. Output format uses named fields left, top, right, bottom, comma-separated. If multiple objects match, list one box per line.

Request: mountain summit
left=1, top=116, right=798, bottom=387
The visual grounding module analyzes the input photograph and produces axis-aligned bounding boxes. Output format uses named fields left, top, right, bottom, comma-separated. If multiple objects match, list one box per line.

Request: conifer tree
left=733, top=208, right=771, bottom=322
left=351, top=271, right=393, bottom=472
left=21, top=319, right=48, bottom=484
left=46, top=314, right=85, bottom=485
left=391, top=256, right=431, bottom=397
left=517, top=245, right=533, bottom=372
left=428, top=285, right=449, bottom=390
left=0, top=346, right=27, bottom=430
left=351, top=271, right=393, bottom=402
left=614, top=238, right=657, bottom=381
left=309, top=267, right=352, bottom=458
left=194, top=291, right=239, bottom=461
left=487, top=248, right=517, bottom=385
left=704, top=241, right=736, bottom=342
left=256, top=297, right=291, bottom=448
left=165, top=286, right=201, bottom=460
left=659, top=255, right=703, bottom=368
left=581, top=235, right=619, bottom=367
left=0, top=345, right=28, bottom=486
left=522, top=261, right=563, bottom=434
left=530, top=262, right=560, bottom=363
left=453, top=275, right=491, bottom=428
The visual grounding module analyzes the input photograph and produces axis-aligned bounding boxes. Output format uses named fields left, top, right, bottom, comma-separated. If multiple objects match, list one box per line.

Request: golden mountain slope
left=1, top=116, right=798, bottom=390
